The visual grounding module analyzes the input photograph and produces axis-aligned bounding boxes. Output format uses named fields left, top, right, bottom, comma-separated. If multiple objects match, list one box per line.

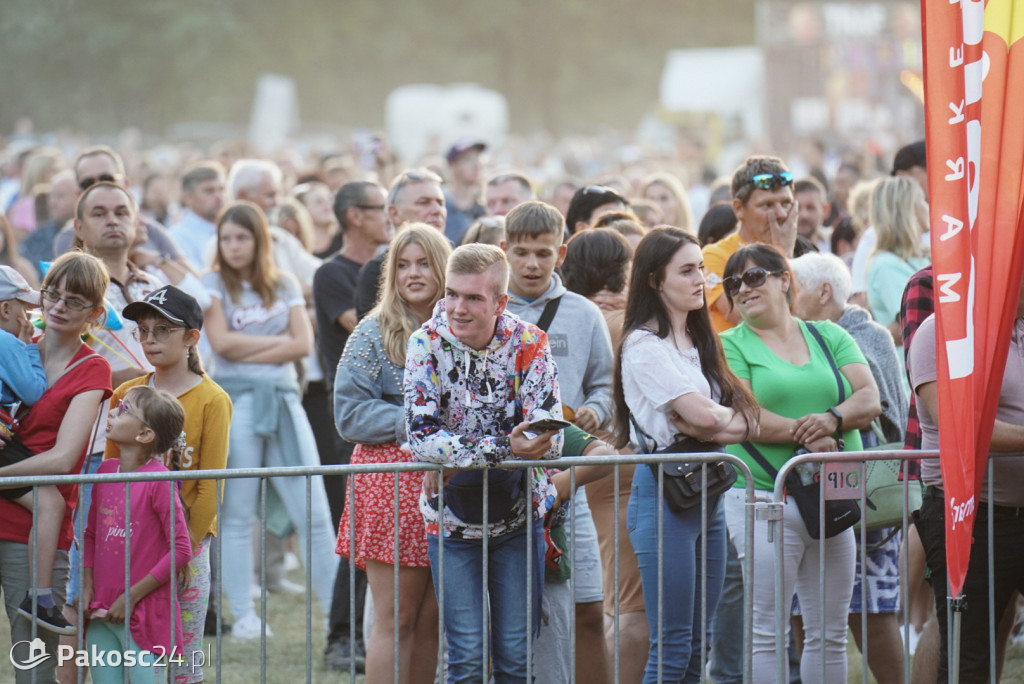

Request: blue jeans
left=219, top=390, right=338, bottom=619
left=628, top=465, right=727, bottom=684
left=427, top=521, right=544, bottom=684
left=67, top=450, right=104, bottom=603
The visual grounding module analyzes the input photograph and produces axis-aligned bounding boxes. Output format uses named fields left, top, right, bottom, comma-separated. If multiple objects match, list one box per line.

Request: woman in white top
left=201, top=201, right=338, bottom=640
left=612, top=227, right=758, bottom=683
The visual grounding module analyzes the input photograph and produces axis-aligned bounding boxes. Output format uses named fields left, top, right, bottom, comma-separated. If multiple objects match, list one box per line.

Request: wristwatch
left=826, top=406, right=843, bottom=431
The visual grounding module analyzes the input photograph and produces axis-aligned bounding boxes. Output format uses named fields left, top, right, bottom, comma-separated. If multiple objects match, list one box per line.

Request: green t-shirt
left=720, top=318, right=867, bottom=491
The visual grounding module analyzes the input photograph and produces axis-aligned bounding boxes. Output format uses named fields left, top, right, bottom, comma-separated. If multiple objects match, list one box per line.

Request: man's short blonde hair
left=447, top=243, right=509, bottom=298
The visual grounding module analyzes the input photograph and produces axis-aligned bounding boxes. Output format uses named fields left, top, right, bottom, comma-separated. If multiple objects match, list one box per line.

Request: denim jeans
left=427, top=520, right=544, bottom=684
left=628, top=464, right=727, bottom=684
left=219, top=390, right=338, bottom=620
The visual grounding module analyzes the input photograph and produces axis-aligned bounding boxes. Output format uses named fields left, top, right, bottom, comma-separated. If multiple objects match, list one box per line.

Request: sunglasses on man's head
left=722, top=267, right=784, bottom=296
left=745, top=172, right=794, bottom=192
left=78, top=174, right=121, bottom=191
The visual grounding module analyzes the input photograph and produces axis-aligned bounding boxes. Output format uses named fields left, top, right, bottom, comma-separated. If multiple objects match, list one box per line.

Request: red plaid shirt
left=900, top=265, right=934, bottom=479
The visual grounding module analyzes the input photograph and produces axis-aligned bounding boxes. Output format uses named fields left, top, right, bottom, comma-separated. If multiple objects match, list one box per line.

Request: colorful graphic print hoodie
left=405, top=300, right=562, bottom=539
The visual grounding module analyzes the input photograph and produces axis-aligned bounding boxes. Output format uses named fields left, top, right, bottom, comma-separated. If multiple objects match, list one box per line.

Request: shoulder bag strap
left=628, top=413, right=656, bottom=454
left=535, top=295, right=563, bottom=333
left=48, top=353, right=102, bottom=389
left=804, top=321, right=845, bottom=403
left=739, top=441, right=779, bottom=481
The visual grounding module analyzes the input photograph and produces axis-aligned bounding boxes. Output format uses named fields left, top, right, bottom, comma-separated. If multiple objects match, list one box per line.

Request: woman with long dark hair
left=612, top=226, right=758, bottom=683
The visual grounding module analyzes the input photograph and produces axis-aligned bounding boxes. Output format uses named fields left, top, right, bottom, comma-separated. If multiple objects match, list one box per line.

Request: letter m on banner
left=921, top=0, right=1024, bottom=599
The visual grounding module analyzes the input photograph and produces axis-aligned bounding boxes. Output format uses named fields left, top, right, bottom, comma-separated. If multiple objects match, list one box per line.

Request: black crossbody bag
left=630, top=415, right=737, bottom=513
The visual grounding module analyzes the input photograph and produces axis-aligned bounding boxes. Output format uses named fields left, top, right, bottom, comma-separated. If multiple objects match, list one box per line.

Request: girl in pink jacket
left=82, top=386, right=193, bottom=684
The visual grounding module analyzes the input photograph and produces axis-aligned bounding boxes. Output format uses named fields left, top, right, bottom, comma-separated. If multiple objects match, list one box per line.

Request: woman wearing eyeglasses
left=718, top=243, right=880, bottom=684
left=612, top=227, right=759, bottom=683
left=0, top=252, right=113, bottom=663
left=104, top=285, right=231, bottom=684
left=200, top=201, right=338, bottom=640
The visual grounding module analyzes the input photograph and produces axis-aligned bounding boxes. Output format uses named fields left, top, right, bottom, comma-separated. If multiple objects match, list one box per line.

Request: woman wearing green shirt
left=718, top=243, right=880, bottom=684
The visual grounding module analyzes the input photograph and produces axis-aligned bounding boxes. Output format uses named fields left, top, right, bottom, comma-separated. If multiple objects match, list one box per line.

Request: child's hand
left=17, top=317, right=33, bottom=344
left=105, top=594, right=127, bottom=623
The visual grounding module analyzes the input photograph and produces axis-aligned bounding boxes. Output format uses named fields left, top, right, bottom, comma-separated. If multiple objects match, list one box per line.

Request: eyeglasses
left=40, top=289, right=93, bottom=312
left=356, top=204, right=386, bottom=212
left=132, top=324, right=185, bottom=342
left=745, top=172, right=794, bottom=192
left=115, top=399, right=151, bottom=428
left=582, top=185, right=613, bottom=195
left=78, top=173, right=122, bottom=191
left=722, top=267, right=784, bottom=296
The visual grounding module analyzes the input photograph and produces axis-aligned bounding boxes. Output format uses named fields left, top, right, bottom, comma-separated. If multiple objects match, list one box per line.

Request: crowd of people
left=0, top=127, right=1019, bottom=684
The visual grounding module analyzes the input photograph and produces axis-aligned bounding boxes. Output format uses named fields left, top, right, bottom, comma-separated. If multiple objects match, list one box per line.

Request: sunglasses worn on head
left=722, top=267, right=784, bottom=296
left=78, top=173, right=121, bottom=191
left=746, top=172, right=794, bottom=192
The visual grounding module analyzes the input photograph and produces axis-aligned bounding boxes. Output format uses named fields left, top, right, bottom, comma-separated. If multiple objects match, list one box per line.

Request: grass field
left=4, top=565, right=1023, bottom=683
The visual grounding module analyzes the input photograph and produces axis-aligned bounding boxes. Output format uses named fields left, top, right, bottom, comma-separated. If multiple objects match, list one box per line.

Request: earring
left=186, top=347, right=192, bottom=359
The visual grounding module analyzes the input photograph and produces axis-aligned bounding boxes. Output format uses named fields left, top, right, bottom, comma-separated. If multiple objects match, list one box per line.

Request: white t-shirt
left=620, top=328, right=713, bottom=449
left=201, top=272, right=304, bottom=383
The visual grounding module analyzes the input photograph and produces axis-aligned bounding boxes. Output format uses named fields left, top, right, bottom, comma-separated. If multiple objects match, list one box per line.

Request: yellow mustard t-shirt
left=702, top=232, right=746, bottom=333
left=104, top=373, right=233, bottom=547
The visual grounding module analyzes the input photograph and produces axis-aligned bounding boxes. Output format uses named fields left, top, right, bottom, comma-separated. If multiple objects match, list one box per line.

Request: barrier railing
left=3, top=452, right=788, bottom=684
left=764, top=449, right=939, bottom=684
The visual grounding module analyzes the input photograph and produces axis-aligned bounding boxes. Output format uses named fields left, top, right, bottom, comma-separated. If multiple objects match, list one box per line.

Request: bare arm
left=887, top=318, right=904, bottom=346
left=667, top=391, right=737, bottom=442
left=241, top=305, right=313, bottom=365
left=792, top=362, right=881, bottom=444
left=203, top=296, right=289, bottom=361
left=0, top=390, right=106, bottom=476
left=337, top=308, right=358, bottom=334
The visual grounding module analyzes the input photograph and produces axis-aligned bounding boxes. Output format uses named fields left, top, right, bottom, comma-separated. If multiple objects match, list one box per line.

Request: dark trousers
left=307, top=382, right=367, bottom=643
left=916, top=486, right=1024, bottom=683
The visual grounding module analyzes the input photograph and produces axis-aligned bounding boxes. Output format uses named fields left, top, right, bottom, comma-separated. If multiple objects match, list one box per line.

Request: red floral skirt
left=335, top=443, right=429, bottom=569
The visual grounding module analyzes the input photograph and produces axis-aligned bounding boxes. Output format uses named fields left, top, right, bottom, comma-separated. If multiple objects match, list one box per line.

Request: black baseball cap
left=891, top=140, right=926, bottom=176
left=122, top=285, right=204, bottom=330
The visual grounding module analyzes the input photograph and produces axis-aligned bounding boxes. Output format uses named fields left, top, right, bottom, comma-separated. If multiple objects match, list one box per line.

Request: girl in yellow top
left=104, top=284, right=232, bottom=684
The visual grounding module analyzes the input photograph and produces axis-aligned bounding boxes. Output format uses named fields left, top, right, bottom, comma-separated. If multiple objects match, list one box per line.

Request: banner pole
left=947, top=593, right=967, bottom=684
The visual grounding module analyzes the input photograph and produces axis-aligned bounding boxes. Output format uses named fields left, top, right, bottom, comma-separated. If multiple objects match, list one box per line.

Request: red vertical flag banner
left=920, top=0, right=1024, bottom=598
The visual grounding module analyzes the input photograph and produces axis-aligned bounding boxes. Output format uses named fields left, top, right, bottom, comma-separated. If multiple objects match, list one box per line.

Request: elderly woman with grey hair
left=790, top=251, right=910, bottom=684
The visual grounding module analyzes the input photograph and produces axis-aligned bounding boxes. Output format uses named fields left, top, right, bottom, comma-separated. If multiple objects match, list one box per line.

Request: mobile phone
left=526, top=418, right=571, bottom=433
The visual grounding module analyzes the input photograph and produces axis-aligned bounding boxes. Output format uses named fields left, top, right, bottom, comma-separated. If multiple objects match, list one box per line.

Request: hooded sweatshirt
left=505, top=273, right=615, bottom=426
left=837, top=304, right=909, bottom=441
left=405, top=300, right=561, bottom=539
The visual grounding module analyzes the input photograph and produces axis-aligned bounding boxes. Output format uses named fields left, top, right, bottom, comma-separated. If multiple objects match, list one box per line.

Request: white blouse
left=621, top=328, right=714, bottom=449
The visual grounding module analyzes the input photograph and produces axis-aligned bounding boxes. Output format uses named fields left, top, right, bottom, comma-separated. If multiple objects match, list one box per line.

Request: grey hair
left=386, top=168, right=443, bottom=207
left=226, top=159, right=282, bottom=201
left=790, top=252, right=852, bottom=306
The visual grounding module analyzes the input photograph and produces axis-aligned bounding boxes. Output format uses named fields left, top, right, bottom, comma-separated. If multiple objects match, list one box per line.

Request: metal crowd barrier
left=764, top=449, right=943, bottom=684
left=10, top=450, right=977, bottom=683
